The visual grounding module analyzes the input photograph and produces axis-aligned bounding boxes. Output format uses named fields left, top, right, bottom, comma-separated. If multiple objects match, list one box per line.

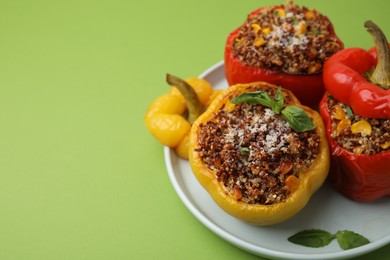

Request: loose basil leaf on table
left=239, top=146, right=250, bottom=155
left=288, top=229, right=336, bottom=248
left=336, top=230, right=370, bottom=250
left=288, top=229, right=370, bottom=250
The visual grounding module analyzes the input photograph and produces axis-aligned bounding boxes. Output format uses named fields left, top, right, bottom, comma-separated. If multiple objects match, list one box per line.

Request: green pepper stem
left=166, top=73, right=203, bottom=124
left=365, top=20, right=390, bottom=90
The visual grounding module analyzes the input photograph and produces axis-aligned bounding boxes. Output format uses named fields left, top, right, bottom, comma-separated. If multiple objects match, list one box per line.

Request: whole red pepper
left=224, top=3, right=344, bottom=108
left=323, top=43, right=390, bottom=118
left=320, top=21, right=390, bottom=201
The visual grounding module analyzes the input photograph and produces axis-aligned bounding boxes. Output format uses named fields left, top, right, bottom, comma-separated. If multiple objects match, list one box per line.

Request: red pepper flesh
left=323, top=45, right=390, bottom=118
left=319, top=94, right=390, bottom=201
left=224, top=6, right=344, bottom=108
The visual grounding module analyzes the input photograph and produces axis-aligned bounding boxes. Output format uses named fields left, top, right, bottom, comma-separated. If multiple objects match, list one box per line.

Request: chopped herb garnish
left=327, top=94, right=335, bottom=101
left=345, top=106, right=354, bottom=117
left=239, top=147, right=250, bottom=155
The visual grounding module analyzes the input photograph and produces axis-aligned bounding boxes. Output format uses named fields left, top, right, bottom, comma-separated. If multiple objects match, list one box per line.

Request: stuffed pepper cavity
left=189, top=82, right=329, bottom=225
left=224, top=0, right=343, bottom=108
left=320, top=21, right=390, bottom=201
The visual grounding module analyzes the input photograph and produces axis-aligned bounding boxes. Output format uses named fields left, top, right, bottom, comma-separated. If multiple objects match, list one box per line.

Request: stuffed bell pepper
left=224, top=0, right=343, bottom=108
left=320, top=21, right=390, bottom=202
left=189, top=82, right=329, bottom=225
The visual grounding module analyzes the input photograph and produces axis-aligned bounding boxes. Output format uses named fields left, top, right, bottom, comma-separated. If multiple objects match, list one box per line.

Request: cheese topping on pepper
left=232, top=1, right=342, bottom=74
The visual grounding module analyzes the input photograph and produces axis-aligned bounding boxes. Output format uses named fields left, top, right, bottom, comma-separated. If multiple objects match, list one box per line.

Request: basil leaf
left=288, top=229, right=370, bottom=250
left=231, top=88, right=283, bottom=114
left=282, top=106, right=315, bottom=132
left=288, top=229, right=336, bottom=248
left=273, top=87, right=284, bottom=114
left=336, top=230, right=370, bottom=250
left=231, top=91, right=274, bottom=107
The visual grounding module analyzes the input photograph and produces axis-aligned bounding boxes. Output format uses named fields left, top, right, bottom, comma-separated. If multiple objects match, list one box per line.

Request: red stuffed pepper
left=224, top=0, right=344, bottom=108
left=320, top=20, right=390, bottom=202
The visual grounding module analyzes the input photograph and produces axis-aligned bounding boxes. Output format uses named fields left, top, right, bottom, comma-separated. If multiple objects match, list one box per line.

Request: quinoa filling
left=232, top=1, right=342, bottom=74
left=327, top=97, right=390, bottom=155
left=195, top=96, right=320, bottom=205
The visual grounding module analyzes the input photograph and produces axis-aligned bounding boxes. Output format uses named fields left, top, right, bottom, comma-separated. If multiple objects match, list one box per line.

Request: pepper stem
left=365, top=20, right=390, bottom=90
left=166, top=73, right=203, bottom=124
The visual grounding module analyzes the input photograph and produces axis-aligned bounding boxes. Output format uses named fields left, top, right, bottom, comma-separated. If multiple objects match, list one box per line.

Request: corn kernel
left=262, top=27, right=271, bottom=35
left=275, top=8, right=286, bottom=17
left=253, top=36, right=266, bottom=47
left=332, top=105, right=346, bottom=120
left=251, top=23, right=261, bottom=33
left=336, top=118, right=351, bottom=137
left=308, top=63, right=322, bottom=74
left=380, top=141, right=390, bottom=149
left=295, top=21, right=307, bottom=35
left=351, top=120, right=372, bottom=136
left=353, top=146, right=363, bottom=154
left=234, top=38, right=243, bottom=46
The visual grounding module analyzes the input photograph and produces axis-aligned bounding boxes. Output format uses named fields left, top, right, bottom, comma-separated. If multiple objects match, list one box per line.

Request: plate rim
left=164, top=60, right=390, bottom=260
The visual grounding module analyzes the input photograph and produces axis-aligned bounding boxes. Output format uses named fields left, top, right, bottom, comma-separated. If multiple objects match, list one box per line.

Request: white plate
left=164, top=61, right=390, bottom=260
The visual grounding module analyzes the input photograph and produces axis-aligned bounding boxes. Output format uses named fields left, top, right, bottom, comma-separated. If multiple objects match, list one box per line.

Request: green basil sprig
left=231, top=88, right=284, bottom=114
left=239, top=146, right=250, bottom=155
left=231, top=88, right=315, bottom=132
left=282, top=106, right=315, bottom=132
left=288, top=229, right=370, bottom=250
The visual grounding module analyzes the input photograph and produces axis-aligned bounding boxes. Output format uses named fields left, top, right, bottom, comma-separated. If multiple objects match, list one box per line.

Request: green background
left=0, top=0, right=389, bottom=259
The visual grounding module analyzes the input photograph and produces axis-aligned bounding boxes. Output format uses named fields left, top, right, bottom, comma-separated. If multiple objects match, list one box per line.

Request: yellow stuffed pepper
left=189, top=82, right=329, bottom=225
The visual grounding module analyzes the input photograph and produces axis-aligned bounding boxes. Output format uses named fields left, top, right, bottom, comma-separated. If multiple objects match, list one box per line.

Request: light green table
left=0, top=0, right=389, bottom=259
